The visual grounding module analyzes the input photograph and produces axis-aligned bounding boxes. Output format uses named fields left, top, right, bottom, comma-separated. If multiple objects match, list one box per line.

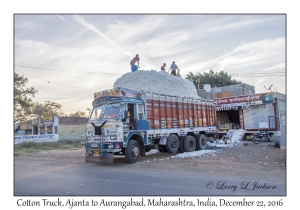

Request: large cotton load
left=113, top=70, right=200, bottom=99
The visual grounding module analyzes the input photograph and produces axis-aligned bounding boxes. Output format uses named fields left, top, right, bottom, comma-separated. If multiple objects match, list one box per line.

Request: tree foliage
left=14, top=73, right=38, bottom=123
left=32, top=101, right=65, bottom=118
left=14, top=73, right=88, bottom=123
left=186, top=69, right=242, bottom=89
left=68, top=111, right=88, bottom=117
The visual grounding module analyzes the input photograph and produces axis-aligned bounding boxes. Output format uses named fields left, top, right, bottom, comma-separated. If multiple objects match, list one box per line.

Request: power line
left=231, top=74, right=285, bottom=77
left=15, top=64, right=124, bottom=76
left=15, top=64, right=286, bottom=78
left=231, top=72, right=285, bottom=75
left=15, top=70, right=97, bottom=92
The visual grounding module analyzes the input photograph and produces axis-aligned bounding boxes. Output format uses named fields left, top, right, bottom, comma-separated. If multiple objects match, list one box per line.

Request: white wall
left=14, top=134, right=59, bottom=144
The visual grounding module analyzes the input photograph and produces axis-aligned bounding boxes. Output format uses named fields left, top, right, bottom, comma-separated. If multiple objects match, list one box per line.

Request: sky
left=14, top=14, right=286, bottom=115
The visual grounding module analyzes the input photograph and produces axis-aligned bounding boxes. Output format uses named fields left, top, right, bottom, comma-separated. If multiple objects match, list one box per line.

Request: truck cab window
left=103, top=103, right=121, bottom=119
left=89, top=105, right=104, bottom=121
left=138, top=104, right=144, bottom=120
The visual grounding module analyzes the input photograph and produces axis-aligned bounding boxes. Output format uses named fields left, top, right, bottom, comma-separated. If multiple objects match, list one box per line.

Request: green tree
left=186, top=69, right=242, bottom=89
left=32, top=101, right=65, bottom=119
left=14, top=73, right=38, bottom=123
left=68, top=111, right=88, bottom=117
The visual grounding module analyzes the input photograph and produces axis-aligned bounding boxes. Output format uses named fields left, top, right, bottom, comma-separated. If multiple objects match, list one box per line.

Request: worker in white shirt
left=223, top=129, right=232, bottom=144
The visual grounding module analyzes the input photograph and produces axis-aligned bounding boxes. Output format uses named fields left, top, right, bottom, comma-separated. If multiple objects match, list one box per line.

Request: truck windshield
left=89, top=105, right=104, bottom=121
left=103, top=103, right=121, bottom=119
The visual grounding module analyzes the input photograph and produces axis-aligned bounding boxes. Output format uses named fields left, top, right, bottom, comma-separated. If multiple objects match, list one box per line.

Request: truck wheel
left=158, top=145, right=167, bottom=152
left=196, top=134, right=207, bottom=150
left=178, top=136, right=185, bottom=153
left=165, top=134, right=179, bottom=154
left=183, top=135, right=196, bottom=152
left=125, top=140, right=140, bottom=163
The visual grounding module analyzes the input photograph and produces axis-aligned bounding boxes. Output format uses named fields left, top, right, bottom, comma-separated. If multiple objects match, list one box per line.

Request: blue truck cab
left=85, top=87, right=151, bottom=163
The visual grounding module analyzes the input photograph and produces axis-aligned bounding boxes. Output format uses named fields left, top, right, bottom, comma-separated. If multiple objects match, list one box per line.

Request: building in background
left=198, top=83, right=255, bottom=99
left=31, top=116, right=59, bottom=135
left=198, top=83, right=255, bottom=130
left=58, top=117, right=88, bottom=141
left=198, top=83, right=286, bottom=149
left=14, top=116, right=88, bottom=144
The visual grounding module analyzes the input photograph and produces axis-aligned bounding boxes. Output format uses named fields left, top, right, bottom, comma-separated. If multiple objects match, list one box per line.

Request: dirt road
left=14, top=140, right=286, bottom=196
left=15, top=140, right=286, bottom=182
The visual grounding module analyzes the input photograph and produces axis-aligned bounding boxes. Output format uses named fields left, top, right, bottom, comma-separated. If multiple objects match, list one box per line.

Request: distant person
left=161, top=63, right=166, bottom=71
left=130, top=54, right=140, bottom=72
left=223, top=129, right=232, bottom=144
left=168, top=61, right=179, bottom=76
left=187, top=75, right=194, bottom=83
left=233, top=122, right=240, bottom=129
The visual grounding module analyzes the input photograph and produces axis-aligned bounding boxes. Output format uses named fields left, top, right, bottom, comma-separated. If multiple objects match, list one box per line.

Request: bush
left=21, top=142, right=37, bottom=148
left=14, top=141, right=83, bottom=156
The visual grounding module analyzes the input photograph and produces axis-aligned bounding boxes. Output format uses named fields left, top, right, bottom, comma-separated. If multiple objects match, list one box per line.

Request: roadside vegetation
left=14, top=141, right=84, bottom=156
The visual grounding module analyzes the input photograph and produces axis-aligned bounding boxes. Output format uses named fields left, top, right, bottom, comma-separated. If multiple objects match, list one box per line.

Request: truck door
left=128, top=103, right=147, bottom=129
left=136, top=103, right=149, bottom=130
left=128, top=103, right=135, bottom=130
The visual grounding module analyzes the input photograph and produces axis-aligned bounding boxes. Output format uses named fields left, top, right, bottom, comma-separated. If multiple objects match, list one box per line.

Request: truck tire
left=178, top=136, right=185, bottom=153
left=165, top=134, right=179, bottom=154
left=196, top=134, right=207, bottom=150
left=125, top=140, right=140, bottom=163
left=183, top=135, right=196, bottom=152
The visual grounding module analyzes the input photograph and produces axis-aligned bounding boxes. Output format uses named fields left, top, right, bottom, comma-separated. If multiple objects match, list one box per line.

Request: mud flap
left=85, top=153, right=114, bottom=164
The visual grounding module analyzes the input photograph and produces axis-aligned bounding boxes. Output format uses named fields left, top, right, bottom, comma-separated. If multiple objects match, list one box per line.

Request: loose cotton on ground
left=113, top=70, right=200, bottom=99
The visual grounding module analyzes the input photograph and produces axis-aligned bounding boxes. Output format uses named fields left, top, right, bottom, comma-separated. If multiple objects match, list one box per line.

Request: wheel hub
left=189, top=140, right=194, bottom=148
left=132, top=147, right=139, bottom=157
left=171, top=139, right=177, bottom=148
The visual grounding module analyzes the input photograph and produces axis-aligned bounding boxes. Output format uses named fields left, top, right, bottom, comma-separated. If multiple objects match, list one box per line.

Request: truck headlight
left=108, top=144, right=113, bottom=149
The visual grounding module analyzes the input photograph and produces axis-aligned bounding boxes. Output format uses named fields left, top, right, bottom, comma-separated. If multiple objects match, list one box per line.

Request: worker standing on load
left=161, top=63, right=166, bottom=71
left=168, top=61, right=179, bottom=76
left=130, top=54, right=140, bottom=72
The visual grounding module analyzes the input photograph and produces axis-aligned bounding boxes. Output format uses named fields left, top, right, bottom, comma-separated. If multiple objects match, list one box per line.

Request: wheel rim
left=171, top=138, right=178, bottom=149
left=189, top=140, right=194, bottom=149
left=132, top=146, right=139, bottom=157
